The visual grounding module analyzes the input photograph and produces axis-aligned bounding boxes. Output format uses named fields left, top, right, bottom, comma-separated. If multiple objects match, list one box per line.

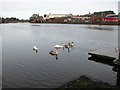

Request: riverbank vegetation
left=58, top=76, right=117, bottom=89
left=0, top=17, right=29, bottom=23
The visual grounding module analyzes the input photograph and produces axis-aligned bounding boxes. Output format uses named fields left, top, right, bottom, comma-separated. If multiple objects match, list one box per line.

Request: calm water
left=2, top=23, right=118, bottom=88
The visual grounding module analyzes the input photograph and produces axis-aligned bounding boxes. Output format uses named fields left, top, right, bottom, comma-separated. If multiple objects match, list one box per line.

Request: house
left=103, top=14, right=118, bottom=22
left=72, top=15, right=92, bottom=23
left=91, top=10, right=115, bottom=22
left=92, top=11, right=115, bottom=17
left=44, top=13, right=73, bottom=20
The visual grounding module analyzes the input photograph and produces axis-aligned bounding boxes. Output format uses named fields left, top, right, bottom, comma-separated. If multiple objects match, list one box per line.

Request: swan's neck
left=55, top=49, right=58, bottom=54
left=55, top=49, right=58, bottom=52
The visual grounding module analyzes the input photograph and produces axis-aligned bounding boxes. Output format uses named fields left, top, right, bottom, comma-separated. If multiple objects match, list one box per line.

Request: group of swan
left=54, top=42, right=74, bottom=50
left=33, top=42, right=74, bottom=59
left=64, top=42, right=74, bottom=52
left=49, top=42, right=74, bottom=59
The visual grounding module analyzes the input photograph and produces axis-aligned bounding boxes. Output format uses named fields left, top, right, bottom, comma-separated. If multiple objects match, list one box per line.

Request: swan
left=33, top=46, right=39, bottom=51
left=64, top=44, right=70, bottom=48
left=49, top=49, right=58, bottom=56
left=54, top=45, right=64, bottom=49
left=68, top=42, right=74, bottom=47
left=49, top=49, right=58, bottom=59
left=115, top=48, right=119, bottom=52
left=64, top=44, right=70, bottom=52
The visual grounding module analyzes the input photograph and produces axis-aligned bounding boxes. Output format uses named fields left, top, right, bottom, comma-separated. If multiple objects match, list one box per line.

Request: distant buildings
left=29, top=10, right=118, bottom=24
left=44, top=13, right=73, bottom=19
left=72, top=15, right=91, bottom=23
left=103, top=14, right=118, bottom=22
left=91, top=10, right=116, bottom=22
left=92, top=11, right=115, bottom=17
left=29, top=14, right=44, bottom=23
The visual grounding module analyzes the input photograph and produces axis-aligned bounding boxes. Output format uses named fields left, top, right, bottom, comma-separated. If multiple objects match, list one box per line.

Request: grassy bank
left=58, top=76, right=116, bottom=89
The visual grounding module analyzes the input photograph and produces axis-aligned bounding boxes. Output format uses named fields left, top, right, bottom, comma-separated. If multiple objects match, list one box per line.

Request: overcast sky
left=1, top=0, right=119, bottom=19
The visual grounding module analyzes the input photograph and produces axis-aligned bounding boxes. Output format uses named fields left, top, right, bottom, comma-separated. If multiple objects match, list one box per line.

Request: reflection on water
left=112, top=65, right=120, bottom=88
left=33, top=50, right=38, bottom=53
left=89, top=56, right=120, bottom=88
left=88, top=57, right=114, bottom=66
left=116, top=66, right=120, bottom=87
left=32, top=25, right=41, bottom=26
left=0, top=26, right=2, bottom=89
left=33, top=48, right=39, bottom=53
left=2, top=23, right=118, bottom=88
left=81, top=26, right=114, bottom=30
left=49, top=53, right=58, bottom=60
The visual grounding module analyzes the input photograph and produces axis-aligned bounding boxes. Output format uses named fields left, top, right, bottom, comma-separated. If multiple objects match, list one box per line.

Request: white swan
left=33, top=46, right=39, bottom=50
left=115, top=48, right=119, bottom=52
left=54, top=45, right=64, bottom=49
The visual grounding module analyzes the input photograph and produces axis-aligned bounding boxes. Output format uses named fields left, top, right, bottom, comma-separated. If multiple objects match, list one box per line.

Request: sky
left=1, top=0, right=119, bottom=19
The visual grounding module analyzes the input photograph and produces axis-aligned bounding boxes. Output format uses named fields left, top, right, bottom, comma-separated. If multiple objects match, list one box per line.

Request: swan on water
left=68, top=42, right=74, bottom=47
left=33, top=46, right=39, bottom=50
left=64, top=44, right=70, bottom=52
left=54, top=45, right=64, bottom=49
left=115, top=48, right=119, bottom=52
left=49, top=49, right=58, bottom=59
left=64, top=44, right=69, bottom=48
left=49, top=49, right=58, bottom=56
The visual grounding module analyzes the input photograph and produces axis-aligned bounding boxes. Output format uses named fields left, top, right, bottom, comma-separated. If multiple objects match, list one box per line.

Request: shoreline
left=58, top=75, right=117, bottom=89
left=0, top=22, right=119, bottom=26
left=41, top=22, right=119, bottom=26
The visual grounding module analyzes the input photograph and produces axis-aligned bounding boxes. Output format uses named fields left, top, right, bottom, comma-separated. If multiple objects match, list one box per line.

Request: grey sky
left=1, top=0, right=119, bottom=19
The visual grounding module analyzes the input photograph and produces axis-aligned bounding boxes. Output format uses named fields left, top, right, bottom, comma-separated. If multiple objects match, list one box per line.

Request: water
left=2, top=23, right=118, bottom=88
left=0, top=24, right=2, bottom=89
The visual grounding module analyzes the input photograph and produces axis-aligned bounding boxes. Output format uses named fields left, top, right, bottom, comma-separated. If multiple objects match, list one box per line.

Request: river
left=1, top=23, right=118, bottom=88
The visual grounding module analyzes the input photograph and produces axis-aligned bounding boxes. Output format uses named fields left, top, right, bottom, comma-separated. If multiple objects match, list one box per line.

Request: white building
left=44, top=13, right=73, bottom=19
